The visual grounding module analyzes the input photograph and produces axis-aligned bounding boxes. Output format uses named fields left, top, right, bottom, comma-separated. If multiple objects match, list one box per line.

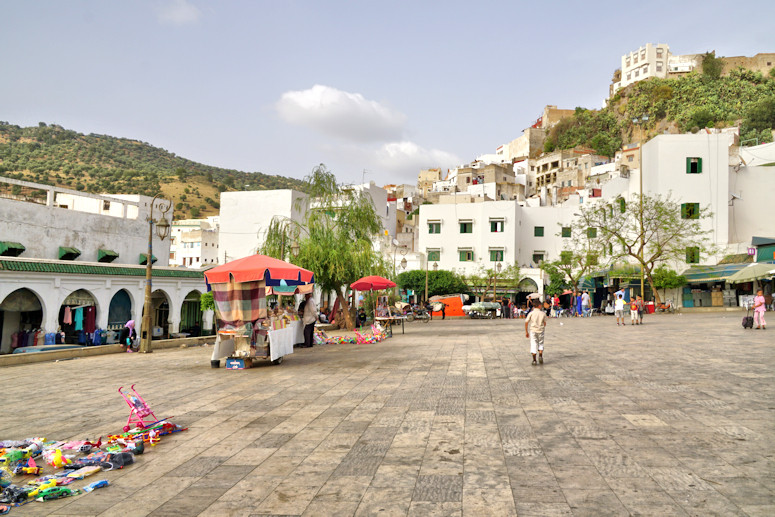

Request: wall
left=728, top=164, right=775, bottom=250
left=218, top=190, right=308, bottom=261
left=721, top=53, right=775, bottom=76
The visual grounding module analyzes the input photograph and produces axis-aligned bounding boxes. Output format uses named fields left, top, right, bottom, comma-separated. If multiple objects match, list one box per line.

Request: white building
left=170, top=216, right=220, bottom=267
left=0, top=177, right=206, bottom=354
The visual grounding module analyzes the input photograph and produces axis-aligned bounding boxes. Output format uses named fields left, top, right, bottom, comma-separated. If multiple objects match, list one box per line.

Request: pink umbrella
left=350, top=275, right=396, bottom=291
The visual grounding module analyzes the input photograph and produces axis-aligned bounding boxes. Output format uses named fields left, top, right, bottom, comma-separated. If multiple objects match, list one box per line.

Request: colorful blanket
left=210, top=281, right=266, bottom=327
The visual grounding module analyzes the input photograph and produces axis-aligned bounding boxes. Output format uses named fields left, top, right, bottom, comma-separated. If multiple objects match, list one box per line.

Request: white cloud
left=375, top=141, right=461, bottom=175
left=276, top=85, right=406, bottom=143
left=156, top=0, right=202, bottom=26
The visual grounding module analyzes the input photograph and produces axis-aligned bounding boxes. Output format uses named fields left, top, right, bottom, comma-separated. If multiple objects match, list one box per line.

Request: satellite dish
left=392, top=238, right=399, bottom=247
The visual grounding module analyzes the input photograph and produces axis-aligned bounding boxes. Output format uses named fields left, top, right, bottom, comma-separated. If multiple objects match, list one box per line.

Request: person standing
left=615, top=293, right=625, bottom=326
left=581, top=290, right=591, bottom=317
left=629, top=296, right=639, bottom=325
left=753, top=289, right=767, bottom=329
left=440, top=303, right=446, bottom=320
left=302, top=293, right=317, bottom=347
left=635, top=295, right=645, bottom=325
left=525, top=299, right=547, bottom=365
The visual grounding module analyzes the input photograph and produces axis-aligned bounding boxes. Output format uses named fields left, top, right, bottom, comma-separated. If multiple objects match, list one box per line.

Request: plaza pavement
left=1, top=312, right=773, bottom=516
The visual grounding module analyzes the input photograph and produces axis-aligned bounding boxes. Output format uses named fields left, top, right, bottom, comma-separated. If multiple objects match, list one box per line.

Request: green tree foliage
left=545, top=225, right=599, bottom=294
left=651, top=267, right=687, bottom=301
left=540, top=262, right=570, bottom=297
left=701, top=52, right=723, bottom=80
left=544, top=108, right=622, bottom=157
left=0, top=122, right=307, bottom=213
left=260, top=164, right=385, bottom=329
left=396, top=269, right=468, bottom=300
left=570, top=193, right=714, bottom=304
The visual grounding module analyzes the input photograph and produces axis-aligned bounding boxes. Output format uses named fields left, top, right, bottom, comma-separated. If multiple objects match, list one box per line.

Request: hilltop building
left=169, top=216, right=220, bottom=267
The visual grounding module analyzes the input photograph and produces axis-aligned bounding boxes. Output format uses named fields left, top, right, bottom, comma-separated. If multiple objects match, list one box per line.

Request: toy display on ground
left=0, top=385, right=186, bottom=513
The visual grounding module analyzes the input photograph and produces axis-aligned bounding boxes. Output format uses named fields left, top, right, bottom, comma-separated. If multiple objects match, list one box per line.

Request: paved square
left=1, top=312, right=773, bottom=516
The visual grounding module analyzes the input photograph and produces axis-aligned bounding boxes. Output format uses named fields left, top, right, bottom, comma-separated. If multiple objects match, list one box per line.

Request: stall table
left=374, top=315, right=406, bottom=335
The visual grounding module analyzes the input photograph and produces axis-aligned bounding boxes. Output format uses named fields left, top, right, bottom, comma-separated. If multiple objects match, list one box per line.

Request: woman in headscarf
left=119, top=320, right=137, bottom=353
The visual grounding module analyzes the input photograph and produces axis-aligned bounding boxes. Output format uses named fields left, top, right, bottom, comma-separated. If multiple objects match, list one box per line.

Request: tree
left=570, top=193, right=714, bottom=304
left=701, top=52, right=723, bottom=80
left=540, top=262, right=570, bottom=297
left=651, top=266, right=686, bottom=302
left=546, top=226, right=599, bottom=295
left=260, top=164, right=385, bottom=329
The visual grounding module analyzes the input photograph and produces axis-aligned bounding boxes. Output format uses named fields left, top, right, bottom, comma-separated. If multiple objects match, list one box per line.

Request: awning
left=58, top=246, right=81, bottom=260
left=680, top=264, right=748, bottom=283
left=97, top=248, right=119, bottom=263
left=0, top=241, right=25, bottom=257
left=139, top=253, right=158, bottom=265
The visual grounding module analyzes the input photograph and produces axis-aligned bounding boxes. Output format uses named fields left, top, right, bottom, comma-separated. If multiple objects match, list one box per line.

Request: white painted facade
left=619, top=43, right=670, bottom=89
left=170, top=216, right=220, bottom=267
left=218, top=189, right=308, bottom=262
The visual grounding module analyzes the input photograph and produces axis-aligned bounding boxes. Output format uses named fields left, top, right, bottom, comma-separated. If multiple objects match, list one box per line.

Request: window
left=627, top=155, right=634, bottom=162
left=634, top=70, right=640, bottom=77
left=489, top=249, right=504, bottom=261
left=459, top=249, right=474, bottom=262
left=103, top=200, right=111, bottom=211
left=656, top=60, right=663, bottom=72
left=681, top=203, right=700, bottom=219
left=532, top=252, right=544, bottom=264
left=619, top=198, right=626, bottom=213
left=490, top=220, right=504, bottom=232
left=587, top=227, right=597, bottom=238
left=686, top=157, right=702, bottom=174
left=459, top=222, right=472, bottom=233
left=633, top=56, right=638, bottom=64
left=686, top=246, right=700, bottom=264
left=626, top=73, right=631, bottom=81
left=534, top=226, right=544, bottom=237
left=656, top=48, right=664, bottom=57
left=428, top=222, right=441, bottom=234
left=427, top=249, right=440, bottom=261
left=561, top=227, right=572, bottom=238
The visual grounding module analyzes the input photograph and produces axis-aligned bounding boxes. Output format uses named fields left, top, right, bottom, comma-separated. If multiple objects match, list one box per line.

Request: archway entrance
left=180, top=290, right=202, bottom=336
left=0, top=288, right=43, bottom=353
left=141, top=290, right=170, bottom=340
left=515, top=277, right=539, bottom=307
left=108, top=290, right=133, bottom=331
left=58, top=289, right=97, bottom=345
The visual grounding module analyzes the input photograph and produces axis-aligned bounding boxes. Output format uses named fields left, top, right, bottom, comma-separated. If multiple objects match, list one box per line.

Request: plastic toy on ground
left=83, top=479, right=109, bottom=493
left=118, top=385, right=158, bottom=432
left=12, top=458, right=42, bottom=476
left=0, top=504, right=10, bottom=514
left=66, top=466, right=101, bottom=479
left=36, top=486, right=79, bottom=501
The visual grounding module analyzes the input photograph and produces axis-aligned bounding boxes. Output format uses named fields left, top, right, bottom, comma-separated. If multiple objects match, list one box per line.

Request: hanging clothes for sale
left=63, top=306, right=73, bottom=325
left=74, top=307, right=84, bottom=331
left=84, top=306, right=96, bottom=334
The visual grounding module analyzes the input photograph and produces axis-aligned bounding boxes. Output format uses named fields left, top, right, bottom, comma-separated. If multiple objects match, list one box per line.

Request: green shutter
left=427, top=250, right=440, bottom=261
left=534, top=226, right=544, bottom=237
left=686, top=247, right=700, bottom=263
left=58, top=247, right=81, bottom=260
left=97, top=249, right=119, bottom=263
left=697, top=157, right=702, bottom=173
left=587, top=227, right=597, bottom=238
left=686, top=157, right=691, bottom=174
left=619, top=198, right=626, bottom=213
left=561, top=227, right=571, bottom=238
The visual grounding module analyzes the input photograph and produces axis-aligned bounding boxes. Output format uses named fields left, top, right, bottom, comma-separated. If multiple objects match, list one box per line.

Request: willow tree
left=260, top=164, right=385, bottom=329
left=570, top=193, right=714, bottom=304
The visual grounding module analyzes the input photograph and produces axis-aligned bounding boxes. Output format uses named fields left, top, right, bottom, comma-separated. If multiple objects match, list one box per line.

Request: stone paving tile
left=2, top=313, right=774, bottom=516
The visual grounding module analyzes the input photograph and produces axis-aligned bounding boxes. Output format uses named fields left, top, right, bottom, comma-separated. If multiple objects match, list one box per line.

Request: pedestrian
left=525, top=299, right=547, bottom=365
left=302, top=293, right=317, bottom=347
left=551, top=294, right=560, bottom=318
left=753, top=289, right=767, bottom=329
left=575, top=292, right=583, bottom=317
left=615, top=293, right=625, bottom=326
left=636, top=295, right=645, bottom=325
left=581, top=290, right=591, bottom=317
left=119, top=320, right=137, bottom=353
left=441, top=303, right=446, bottom=320
left=629, top=296, right=639, bottom=325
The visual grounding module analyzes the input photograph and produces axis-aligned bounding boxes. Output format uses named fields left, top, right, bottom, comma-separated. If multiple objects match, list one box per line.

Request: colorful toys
left=83, top=479, right=109, bottom=493
left=36, top=486, right=79, bottom=501
left=66, top=466, right=101, bottom=479
left=118, top=385, right=158, bottom=432
left=43, top=449, right=72, bottom=469
left=12, top=458, right=42, bottom=476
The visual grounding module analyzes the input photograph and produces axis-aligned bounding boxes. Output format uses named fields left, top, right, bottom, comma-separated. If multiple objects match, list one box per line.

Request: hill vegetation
left=0, top=122, right=307, bottom=218
left=544, top=61, right=775, bottom=156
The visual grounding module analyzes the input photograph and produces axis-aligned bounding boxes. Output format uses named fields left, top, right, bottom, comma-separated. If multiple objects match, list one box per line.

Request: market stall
left=204, top=255, right=314, bottom=369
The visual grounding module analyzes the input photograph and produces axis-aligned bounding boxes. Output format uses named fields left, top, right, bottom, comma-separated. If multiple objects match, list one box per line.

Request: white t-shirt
left=581, top=293, right=590, bottom=307
left=614, top=297, right=625, bottom=311
left=303, top=298, right=317, bottom=325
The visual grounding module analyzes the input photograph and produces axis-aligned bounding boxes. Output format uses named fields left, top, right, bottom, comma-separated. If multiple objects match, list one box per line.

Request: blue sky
left=1, top=0, right=772, bottom=185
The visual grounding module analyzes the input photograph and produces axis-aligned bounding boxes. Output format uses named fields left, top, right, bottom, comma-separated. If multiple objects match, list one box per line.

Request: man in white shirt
left=581, top=290, right=591, bottom=317
left=614, top=294, right=625, bottom=326
left=302, top=293, right=317, bottom=347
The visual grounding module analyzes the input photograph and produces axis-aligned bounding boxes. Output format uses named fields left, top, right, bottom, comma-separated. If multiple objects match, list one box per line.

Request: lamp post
left=139, top=194, right=171, bottom=354
left=391, top=239, right=407, bottom=295
left=423, top=253, right=429, bottom=303
left=632, top=116, right=648, bottom=299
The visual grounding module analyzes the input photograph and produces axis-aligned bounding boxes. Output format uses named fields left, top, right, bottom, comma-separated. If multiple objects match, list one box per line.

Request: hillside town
left=1, top=42, right=774, bottom=355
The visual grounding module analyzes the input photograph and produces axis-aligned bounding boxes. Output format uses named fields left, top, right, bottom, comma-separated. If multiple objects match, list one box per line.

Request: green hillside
left=0, top=122, right=307, bottom=218
left=545, top=62, right=775, bottom=156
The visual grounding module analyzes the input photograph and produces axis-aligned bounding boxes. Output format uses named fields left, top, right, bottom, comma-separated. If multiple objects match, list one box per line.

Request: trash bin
left=646, top=302, right=655, bottom=314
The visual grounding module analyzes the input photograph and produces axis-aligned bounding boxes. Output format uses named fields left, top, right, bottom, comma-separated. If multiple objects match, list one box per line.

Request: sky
left=1, top=1, right=773, bottom=186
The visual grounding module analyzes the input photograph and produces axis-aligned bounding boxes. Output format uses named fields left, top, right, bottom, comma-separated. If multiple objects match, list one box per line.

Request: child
left=630, top=297, right=639, bottom=325
left=615, top=294, right=625, bottom=326
left=525, top=300, right=548, bottom=365
left=636, top=295, right=645, bottom=325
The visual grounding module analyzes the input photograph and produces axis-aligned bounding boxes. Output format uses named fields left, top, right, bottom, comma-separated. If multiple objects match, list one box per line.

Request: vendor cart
left=204, top=255, right=314, bottom=369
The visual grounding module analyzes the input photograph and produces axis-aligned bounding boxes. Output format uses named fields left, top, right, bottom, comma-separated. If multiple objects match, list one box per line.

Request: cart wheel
left=272, top=356, right=283, bottom=365
left=123, top=426, right=130, bottom=432
left=406, top=313, right=415, bottom=323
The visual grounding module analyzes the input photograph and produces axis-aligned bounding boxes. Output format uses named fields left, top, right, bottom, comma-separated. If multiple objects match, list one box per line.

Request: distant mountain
left=0, top=122, right=307, bottom=218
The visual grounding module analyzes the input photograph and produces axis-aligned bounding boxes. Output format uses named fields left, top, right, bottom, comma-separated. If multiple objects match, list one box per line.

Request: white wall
left=218, top=190, right=308, bottom=262
left=728, top=164, right=775, bottom=250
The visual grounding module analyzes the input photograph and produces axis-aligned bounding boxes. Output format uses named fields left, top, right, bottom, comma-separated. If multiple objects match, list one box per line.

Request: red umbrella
left=204, top=254, right=314, bottom=284
left=350, top=275, right=396, bottom=291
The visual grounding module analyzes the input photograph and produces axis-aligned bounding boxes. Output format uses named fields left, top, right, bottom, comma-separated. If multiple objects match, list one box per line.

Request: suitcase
left=742, top=308, right=754, bottom=329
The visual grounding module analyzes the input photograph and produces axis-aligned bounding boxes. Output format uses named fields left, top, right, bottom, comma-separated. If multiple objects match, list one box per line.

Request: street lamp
left=391, top=238, right=407, bottom=295
left=139, top=194, right=171, bottom=354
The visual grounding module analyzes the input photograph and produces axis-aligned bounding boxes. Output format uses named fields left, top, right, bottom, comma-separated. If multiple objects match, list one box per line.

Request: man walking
left=581, top=290, right=591, bottom=317
left=302, top=293, right=317, bottom=347
left=615, top=293, right=625, bottom=326
left=525, top=299, right=547, bottom=365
